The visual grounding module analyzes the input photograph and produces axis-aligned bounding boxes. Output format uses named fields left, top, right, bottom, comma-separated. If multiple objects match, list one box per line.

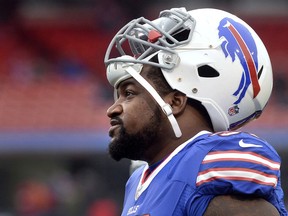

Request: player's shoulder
left=196, top=131, right=281, bottom=195
left=179, top=130, right=280, bottom=168
left=170, top=130, right=281, bottom=188
left=205, top=131, right=280, bottom=162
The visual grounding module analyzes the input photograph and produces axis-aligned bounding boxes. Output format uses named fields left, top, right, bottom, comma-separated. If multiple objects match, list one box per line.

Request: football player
left=104, top=7, right=287, bottom=215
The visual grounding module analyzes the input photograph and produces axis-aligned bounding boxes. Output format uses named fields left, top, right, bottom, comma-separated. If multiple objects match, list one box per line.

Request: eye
left=117, top=82, right=138, bottom=99
left=125, top=90, right=135, bottom=97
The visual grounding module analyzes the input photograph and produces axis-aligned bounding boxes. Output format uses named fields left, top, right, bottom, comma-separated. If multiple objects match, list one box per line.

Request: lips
left=110, top=118, right=121, bottom=126
left=109, top=118, right=122, bottom=137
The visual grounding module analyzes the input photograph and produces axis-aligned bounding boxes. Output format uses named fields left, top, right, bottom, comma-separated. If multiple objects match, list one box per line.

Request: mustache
left=110, top=116, right=123, bottom=126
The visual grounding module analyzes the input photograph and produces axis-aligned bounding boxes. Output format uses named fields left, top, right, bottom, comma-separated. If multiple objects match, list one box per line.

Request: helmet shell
left=158, top=8, right=272, bottom=131
left=104, top=8, right=273, bottom=132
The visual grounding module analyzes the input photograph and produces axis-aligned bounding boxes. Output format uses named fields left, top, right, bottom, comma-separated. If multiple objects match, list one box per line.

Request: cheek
left=123, top=100, right=156, bottom=133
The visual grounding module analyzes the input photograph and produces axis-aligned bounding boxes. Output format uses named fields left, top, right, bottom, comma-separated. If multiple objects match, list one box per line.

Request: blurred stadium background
left=0, top=0, right=287, bottom=215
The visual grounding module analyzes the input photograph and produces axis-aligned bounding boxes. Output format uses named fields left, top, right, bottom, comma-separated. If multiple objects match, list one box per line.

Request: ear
left=164, top=91, right=187, bottom=116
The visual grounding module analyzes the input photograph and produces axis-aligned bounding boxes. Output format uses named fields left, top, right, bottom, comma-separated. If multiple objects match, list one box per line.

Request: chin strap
left=125, top=66, right=182, bottom=138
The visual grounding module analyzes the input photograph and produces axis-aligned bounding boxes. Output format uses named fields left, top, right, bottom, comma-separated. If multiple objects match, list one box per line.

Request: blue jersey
left=121, top=131, right=287, bottom=216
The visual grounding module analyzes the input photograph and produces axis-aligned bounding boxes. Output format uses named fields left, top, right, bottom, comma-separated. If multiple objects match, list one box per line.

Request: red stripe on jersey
left=196, top=167, right=278, bottom=187
left=202, top=150, right=280, bottom=170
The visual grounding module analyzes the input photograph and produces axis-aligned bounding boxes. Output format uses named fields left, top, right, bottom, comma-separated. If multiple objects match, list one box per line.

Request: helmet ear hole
left=198, top=65, right=220, bottom=78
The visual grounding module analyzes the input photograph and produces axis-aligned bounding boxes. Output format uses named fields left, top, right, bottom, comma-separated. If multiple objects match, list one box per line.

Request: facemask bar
left=105, top=8, right=195, bottom=139
left=104, top=8, right=196, bottom=70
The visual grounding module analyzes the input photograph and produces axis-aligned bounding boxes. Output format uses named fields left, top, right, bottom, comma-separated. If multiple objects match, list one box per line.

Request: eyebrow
left=117, top=79, right=138, bottom=90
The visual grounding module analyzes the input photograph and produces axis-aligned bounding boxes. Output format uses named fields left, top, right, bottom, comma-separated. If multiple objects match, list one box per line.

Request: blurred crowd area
left=0, top=154, right=130, bottom=216
left=0, top=0, right=287, bottom=215
left=0, top=0, right=287, bottom=131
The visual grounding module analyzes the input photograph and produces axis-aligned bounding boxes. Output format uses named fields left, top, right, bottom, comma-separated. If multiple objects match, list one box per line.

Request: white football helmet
left=104, top=7, right=273, bottom=137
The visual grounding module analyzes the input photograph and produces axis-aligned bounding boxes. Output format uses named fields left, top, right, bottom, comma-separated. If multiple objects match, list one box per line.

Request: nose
left=107, top=101, right=123, bottom=118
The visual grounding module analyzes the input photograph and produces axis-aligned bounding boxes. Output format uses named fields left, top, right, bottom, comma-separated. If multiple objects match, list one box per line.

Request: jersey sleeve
left=196, top=132, right=281, bottom=197
left=187, top=132, right=288, bottom=215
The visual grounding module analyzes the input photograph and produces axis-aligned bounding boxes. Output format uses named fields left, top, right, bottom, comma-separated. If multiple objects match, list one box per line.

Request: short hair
left=146, top=65, right=173, bottom=96
left=145, top=64, right=213, bottom=130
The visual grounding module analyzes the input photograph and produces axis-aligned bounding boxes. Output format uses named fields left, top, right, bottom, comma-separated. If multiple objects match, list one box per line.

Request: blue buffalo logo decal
left=218, top=18, right=261, bottom=104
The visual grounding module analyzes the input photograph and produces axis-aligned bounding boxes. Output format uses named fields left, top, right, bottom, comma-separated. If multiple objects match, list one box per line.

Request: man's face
left=106, top=69, right=164, bottom=161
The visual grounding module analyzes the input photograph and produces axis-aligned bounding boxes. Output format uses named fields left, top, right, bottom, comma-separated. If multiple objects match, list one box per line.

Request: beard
left=108, top=107, right=162, bottom=161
